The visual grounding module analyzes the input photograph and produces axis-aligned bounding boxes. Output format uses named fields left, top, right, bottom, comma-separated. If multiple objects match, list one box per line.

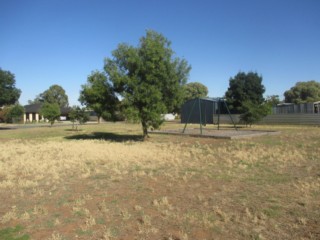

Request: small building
left=24, top=103, right=43, bottom=122
left=272, top=101, right=320, bottom=114
left=181, top=97, right=216, bottom=124
left=180, top=97, right=237, bottom=132
left=260, top=101, right=320, bottom=125
left=23, top=103, right=71, bottom=123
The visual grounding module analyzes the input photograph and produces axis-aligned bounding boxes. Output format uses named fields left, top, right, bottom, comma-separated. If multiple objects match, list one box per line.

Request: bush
left=0, top=105, right=24, bottom=123
left=69, top=106, right=89, bottom=130
left=240, top=101, right=269, bottom=127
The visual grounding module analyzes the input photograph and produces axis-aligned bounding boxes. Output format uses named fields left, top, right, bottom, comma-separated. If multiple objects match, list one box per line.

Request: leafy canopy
left=183, top=82, right=208, bottom=103
left=104, top=30, right=191, bottom=137
left=264, top=95, right=281, bottom=114
left=30, top=84, right=69, bottom=107
left=225, top=71, right=265, bottom=113
left=79, top=71, right=118, bottom=123
left=4, top=104, right=25, bottom=123
left=40, top=102, right=61, bottom=126
left=0, top=68, right=21, bottom=106
left=284, top=80, right=320, bottom=104
left=240, top=101, right=269, bottom=127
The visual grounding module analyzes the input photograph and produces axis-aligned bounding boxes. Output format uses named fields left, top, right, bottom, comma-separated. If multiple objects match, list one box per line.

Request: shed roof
left=198, top=97, right=226, bottom=102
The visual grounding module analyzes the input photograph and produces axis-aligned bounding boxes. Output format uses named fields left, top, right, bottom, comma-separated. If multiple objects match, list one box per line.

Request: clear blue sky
left=1, top=0, right=319, bottom=106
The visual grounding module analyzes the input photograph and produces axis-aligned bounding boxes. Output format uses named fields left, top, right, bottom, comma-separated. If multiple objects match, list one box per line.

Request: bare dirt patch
left=0, top=123, right=319, bottom=239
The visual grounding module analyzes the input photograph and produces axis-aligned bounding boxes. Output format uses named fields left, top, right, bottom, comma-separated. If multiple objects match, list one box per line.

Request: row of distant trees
left=1, top=30, right=320, bottom=133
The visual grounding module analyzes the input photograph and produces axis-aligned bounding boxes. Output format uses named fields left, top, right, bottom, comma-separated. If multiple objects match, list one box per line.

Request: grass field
left=0, top=122, right=319, bottom=239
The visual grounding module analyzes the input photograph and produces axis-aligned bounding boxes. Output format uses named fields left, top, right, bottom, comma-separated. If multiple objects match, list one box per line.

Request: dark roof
left=24, top=103, right=71, bottom=114
left=185, top=97, right=227, bottom=103
left=24, top=103, right=42, bottom=113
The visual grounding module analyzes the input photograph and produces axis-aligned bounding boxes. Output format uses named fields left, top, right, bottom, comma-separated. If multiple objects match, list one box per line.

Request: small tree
left=69, top=106, right=89, bottom=130
left=240, top=101, right=269, bottom=127
left=69, top=106, right=78, bottom=130
left=40, top=102, right=61, bottom=126
left=264, top=95, right=281, bottom=114
left=77, top=108, right=90, bottom=125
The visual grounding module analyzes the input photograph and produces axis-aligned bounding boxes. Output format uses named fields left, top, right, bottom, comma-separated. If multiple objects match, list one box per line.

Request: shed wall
left=181, top=99, right=214, bottom=124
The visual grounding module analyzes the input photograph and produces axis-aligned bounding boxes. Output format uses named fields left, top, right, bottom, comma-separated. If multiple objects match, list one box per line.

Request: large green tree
left=183, top=82, right=208, bottom=102
left=31, top=84, right=69, bottom=107
left=0, top=68, right=21, bottom=106
left=104, top=30, right=191, bottom=138
left=225, top=71, right=265, bottom=113
left=79, top=71, right=118, bottom=123
left=284, top=80, right=320, bottom=103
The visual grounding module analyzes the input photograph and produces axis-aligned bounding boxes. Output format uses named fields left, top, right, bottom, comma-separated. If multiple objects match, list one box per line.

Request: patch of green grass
left=257, top=137, right=282, bottom=146
left=311, top=190, right=320, bottom=198
left=53, top=213, right=61, bottom=218
left=46, top=219, right=55, bottom=228
left=265, top=172, right=291, bottom=184
left=57, top=194, right=72, bottom=206
left=76, top=229, right=93, bottom=236
left=111, top=199, right=118, bottom=204
left=250, top=233, right=263, bottom=240
left=0, top=225, right=30, bottom=240
left=263, top=205, right=282, bottom=218
left=208, top=172, right=233, bottom=181
left=246, top=166, right=292, bottom=185
left=74, top=210, right=86, bottom=217
left=211, top=225, right=222, bottom=234
left=96, top=218, right=106, bottom=224
left=91, top=174, right=109, bottom=180
left=0, top=126, right=71, bottom=139
left=108, top=226, right=120, bottom=237
left=0, top=123, right=142, bottom=141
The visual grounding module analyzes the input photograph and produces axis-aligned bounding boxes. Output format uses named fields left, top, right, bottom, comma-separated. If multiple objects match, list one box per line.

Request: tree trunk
left=98, top=116, right=101, bottom=124
left=141, top=121, right=149, bottom=140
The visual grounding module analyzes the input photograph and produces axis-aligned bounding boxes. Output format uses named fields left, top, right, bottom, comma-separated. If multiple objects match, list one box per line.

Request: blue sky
left=1, top=0, right=319, bottom=106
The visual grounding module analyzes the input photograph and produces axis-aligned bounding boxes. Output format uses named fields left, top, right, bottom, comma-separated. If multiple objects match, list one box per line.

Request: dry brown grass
left=0, top=123, right=319, bottom=239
